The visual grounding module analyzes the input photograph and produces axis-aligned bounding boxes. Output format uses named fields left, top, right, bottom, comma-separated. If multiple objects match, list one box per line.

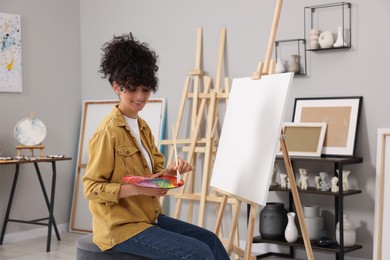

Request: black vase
left=259, top=202, right=288, bottom=239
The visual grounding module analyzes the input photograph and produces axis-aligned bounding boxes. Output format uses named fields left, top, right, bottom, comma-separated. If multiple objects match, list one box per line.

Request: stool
left=76, top=234, right=148, bottom=260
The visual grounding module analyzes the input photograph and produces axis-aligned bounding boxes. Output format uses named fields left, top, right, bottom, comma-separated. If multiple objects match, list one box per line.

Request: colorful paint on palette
left=122, top=175, right=184, bottom=189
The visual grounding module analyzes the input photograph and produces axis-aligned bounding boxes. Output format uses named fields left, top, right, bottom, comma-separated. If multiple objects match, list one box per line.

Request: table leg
left=0, top=164, right=20, bottom=245
left=33, top=162, right=61, bottom=252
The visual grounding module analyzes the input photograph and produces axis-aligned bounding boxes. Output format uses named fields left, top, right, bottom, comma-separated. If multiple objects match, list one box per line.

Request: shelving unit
left=253, top=155, right=363, bottom=260
left=274, top=39, right=307, bottom=76
left=304, top=2, right=351, bottom=51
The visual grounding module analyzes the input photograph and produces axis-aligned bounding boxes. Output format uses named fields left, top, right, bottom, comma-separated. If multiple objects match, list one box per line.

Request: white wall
left=1, top=0, right=389, bottom=259
left=0, top=0, right=81, bottom=234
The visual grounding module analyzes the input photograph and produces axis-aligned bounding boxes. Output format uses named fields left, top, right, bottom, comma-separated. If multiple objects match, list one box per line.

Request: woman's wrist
left=119, top=184, right=136, bottom=198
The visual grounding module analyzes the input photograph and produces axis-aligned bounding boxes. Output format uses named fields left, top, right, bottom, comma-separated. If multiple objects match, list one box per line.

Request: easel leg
left=280, top=134, right=314, bottom=260
left=198, top=91, right=218, bottom=226
left=214, top=195, right=228, bottom=235
left=227, top=200, right=241, bottom=255
left=244, top=203, right=257, bottom=260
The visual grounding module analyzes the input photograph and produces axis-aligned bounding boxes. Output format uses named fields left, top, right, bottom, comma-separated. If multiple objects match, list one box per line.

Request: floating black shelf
left=274, top=39, right=307, bottom=76
left=304, top=2, right=352, bottom=51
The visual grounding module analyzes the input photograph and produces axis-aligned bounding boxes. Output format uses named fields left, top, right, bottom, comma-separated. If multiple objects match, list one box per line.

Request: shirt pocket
left=116, top=146, right=140, bottom=177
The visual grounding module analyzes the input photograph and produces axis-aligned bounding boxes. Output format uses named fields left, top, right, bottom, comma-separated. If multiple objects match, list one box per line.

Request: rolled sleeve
left=84, top=180, right=121, bottom=206
left=83, top=128, right=120, bottom=205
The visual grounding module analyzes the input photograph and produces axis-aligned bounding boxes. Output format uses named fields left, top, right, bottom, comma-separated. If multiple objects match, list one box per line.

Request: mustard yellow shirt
left=83, top=105, right=165, bottom=251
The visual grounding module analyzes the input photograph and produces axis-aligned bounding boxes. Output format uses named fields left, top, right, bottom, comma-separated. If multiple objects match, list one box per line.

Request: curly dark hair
left=98, top=33, right=159, bottom=93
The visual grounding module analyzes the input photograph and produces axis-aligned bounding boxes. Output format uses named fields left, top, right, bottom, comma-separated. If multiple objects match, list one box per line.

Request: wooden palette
left=122, top=175, right=184, bottom=189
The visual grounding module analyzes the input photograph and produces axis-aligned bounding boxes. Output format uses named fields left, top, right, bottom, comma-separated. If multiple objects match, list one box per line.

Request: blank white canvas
left=210, top=73, right=293, bottom=206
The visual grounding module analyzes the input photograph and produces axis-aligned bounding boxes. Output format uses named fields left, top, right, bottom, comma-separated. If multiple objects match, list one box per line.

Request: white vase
left=303, top=205, right=324, bottom=241
left=285, top=212, right=298, bottom=243
left=275, top=58, right=286, bottom=73
left=288, top=55, right=300, bottom=74
left=333, top=26, right=347, bottom=47
left=336, top=213, right=356, bottom=247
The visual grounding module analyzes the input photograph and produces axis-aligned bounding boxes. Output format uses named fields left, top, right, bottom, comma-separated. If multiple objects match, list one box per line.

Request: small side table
left=0, top=156, right=72, bottom=252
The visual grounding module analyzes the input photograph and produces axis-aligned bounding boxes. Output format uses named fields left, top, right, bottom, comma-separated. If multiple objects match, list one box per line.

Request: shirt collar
left=111, top=105, right=146, bottom=130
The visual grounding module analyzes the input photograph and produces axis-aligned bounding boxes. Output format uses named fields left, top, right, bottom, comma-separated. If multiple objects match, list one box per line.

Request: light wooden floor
left=0, top=232, right=84, bottom=260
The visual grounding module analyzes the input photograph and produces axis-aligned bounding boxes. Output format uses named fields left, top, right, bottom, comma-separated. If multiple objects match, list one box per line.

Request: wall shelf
left=274, top=39, right=307, bottom=76
left=304, top=2, right=351, bottom=51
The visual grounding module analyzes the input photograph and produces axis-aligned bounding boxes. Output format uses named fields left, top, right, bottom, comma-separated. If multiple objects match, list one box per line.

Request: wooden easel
left=161, top=27, right=233, bottom=228
left=160, top=27, right=209, bottom=222
left=16, top=144, right=45, bottom=157
left=213, top=0, right=314, bottom=259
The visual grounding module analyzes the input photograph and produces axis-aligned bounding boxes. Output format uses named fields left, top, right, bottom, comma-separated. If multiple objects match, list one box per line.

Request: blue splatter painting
left=0, top=13, right=22, bottom=92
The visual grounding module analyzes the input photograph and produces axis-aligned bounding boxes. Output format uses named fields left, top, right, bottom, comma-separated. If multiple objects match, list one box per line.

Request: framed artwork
left=374, top=129, right=390, bottom=260
left=0, top=13, right=22, bottom=92
left=278, top=122, right=327, bottom=157
left=293, top=96, right=362, bottom=156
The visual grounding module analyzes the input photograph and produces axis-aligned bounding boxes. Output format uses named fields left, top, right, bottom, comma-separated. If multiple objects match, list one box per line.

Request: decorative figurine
left=287, top=177, right=291, bottom=189
left=314, top=176, right=321, bottom=190
left=309, top=28, right=320, bottom=49
left=300, top=175, right=309, bottom=190
left=297, top=168, right=308, bottom=190
left=319, top=172, right=330, bottom=191
left=336, top=169, right=350, bottom=191
left=331, top=177, right=339, bottom=193
left=271, top=162, right=279, bottom=186
left=280, top=173, right=287, bottom=189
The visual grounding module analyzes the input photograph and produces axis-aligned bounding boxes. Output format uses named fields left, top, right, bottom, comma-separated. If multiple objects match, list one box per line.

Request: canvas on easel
left=210, top=73, right=293, bottom=206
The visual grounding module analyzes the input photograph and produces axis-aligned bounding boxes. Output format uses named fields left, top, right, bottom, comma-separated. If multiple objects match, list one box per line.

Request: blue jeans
left=111, top=214, right=230, bottom=260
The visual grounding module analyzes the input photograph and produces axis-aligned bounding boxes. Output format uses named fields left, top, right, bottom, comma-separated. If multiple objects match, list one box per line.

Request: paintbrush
left=172, top=125, right=181, bottom=184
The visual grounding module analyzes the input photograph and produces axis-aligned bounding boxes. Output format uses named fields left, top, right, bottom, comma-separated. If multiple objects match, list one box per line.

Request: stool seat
left=76, top=234, right=148, bottom=260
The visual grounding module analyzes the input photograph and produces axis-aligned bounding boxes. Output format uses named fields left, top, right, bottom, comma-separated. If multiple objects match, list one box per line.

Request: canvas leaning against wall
left=0, top=12, right=22, bottom=93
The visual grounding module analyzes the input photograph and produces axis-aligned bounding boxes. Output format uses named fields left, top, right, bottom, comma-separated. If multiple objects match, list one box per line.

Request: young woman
left=83, top=33, right=229, bottom=260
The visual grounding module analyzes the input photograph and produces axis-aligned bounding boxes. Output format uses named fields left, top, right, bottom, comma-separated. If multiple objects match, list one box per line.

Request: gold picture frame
left=278, top=122, right=327, bottom=157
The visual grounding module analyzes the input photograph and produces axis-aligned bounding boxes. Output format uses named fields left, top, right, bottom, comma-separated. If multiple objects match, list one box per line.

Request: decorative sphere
left=318, top=31, right=335, bottom=48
